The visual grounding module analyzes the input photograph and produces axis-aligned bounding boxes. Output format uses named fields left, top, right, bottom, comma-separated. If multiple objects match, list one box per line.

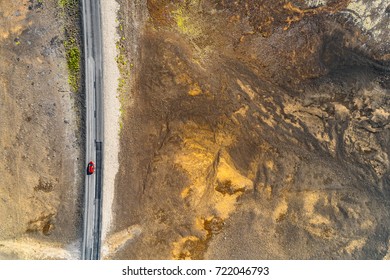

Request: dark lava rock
left=113, top=0, right=390, bottom=260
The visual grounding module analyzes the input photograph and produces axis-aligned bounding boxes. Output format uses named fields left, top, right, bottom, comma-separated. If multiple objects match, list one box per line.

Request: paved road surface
left=81, top=0, right=104, bottom=260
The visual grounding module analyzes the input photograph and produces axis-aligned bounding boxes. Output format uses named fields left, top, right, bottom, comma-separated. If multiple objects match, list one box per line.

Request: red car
left=87, top=161, right=95, bottom=175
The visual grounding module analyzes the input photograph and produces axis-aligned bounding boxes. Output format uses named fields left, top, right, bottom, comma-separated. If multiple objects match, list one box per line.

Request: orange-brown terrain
left=109, top=0, right=390, bottom=259
left=0, top=0, right=83, bottom=259
left=1, top=0, right=389, bottom=260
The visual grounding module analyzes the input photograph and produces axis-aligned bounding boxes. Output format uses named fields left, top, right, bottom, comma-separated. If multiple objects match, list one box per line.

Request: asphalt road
left=81, top=0, right=104, bottom=260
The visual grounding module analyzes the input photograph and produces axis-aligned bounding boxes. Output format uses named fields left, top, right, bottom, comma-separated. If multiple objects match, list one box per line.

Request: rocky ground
left=108, top=0, right=389, bottom=259
left=0, top=0, right=83, bottom=259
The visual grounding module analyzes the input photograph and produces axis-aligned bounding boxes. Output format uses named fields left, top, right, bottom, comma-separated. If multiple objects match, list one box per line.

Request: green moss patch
left=58, top=0, right=81, bottom=92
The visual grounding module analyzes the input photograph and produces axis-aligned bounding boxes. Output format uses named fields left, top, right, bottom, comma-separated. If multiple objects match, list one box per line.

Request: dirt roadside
left=0, top=0, right=83, bottom=259
left=100, top=0, right=148, bottom=259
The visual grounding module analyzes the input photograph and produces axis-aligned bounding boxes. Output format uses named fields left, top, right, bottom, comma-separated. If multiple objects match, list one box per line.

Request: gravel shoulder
left=101, top=0, right=121, bottom=243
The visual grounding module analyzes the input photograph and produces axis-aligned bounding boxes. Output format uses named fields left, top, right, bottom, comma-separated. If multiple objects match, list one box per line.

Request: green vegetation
left=172, top=5, right=201, bottom=37
left=115, top=36, right=129, bottom=94
left=115, top=19, right=131, bottom=133
left=58, top=0, right=81, bottom=92
left=58, top=0, right=77, bottom=9
left=64, top=38, right=80, bottom=91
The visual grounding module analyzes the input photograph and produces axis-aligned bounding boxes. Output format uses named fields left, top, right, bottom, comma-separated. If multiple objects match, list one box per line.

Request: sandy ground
left=101, top=0, right=120, bottom=243
left=0, top=0, right=83, bottom=259
left=0, top=238, right=80, bottom=260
